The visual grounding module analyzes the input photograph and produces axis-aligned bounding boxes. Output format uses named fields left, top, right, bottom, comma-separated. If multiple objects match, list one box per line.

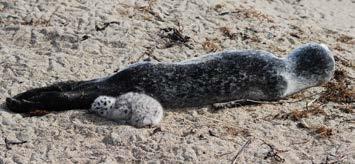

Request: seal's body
left=6, top=43, right=335, bottom=127
left=108, top=51, right=287, bottom=108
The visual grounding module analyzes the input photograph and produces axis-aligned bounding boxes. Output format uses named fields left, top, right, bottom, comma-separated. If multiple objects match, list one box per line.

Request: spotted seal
left=6, top=43, right=335, bottom=127
left=90, top=93, right=163, bottom=127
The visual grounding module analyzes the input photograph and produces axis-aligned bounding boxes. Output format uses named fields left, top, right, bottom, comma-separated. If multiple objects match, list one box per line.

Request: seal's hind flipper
left=6, top=97, right=42, bottom=113
left=13, top=80, right=88, bottom=100
left=7, top=88, right=111, bottom=113
left=6, top=79, right=108, bottom=113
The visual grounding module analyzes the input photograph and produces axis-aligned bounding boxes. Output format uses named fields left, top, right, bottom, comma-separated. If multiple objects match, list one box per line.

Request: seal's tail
left=5, top=80, right=111, bottom=113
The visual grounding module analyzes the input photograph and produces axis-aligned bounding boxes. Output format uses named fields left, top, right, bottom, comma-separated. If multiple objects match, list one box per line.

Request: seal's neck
left=280, top=63, right=320, bottom=96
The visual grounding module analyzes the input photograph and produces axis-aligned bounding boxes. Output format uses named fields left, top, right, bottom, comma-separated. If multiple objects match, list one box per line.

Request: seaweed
left=314, top=126, right=333, bottom=138
left=159, top=27, right=193, bottom=49
left=273, top=104, right=326, bottom=121
left=319, top=73, right=354, bottom=103
left=336, top=34, right=354, bottom=44
left=317, top=68, right=354, bottom=103
left=95, top=21, right=120, bottom=32
left=262, top=141, right=287, bottom=163
left=234, top=5, right=274, bottom=23
left=220, top=27, right=237, bottom=39
left=339, top=105, right=353, bottom=114
left=135, top=0, right=163, bottom=21
left=202, top=38, right=220, bottom=52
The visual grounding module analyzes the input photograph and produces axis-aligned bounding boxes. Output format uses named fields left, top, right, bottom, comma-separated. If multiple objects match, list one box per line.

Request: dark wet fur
left=6, top=80, right=118, bottom=113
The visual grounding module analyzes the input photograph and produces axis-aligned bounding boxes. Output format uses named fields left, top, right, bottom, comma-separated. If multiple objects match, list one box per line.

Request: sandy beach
left=0, top=0, right=354, bottom=163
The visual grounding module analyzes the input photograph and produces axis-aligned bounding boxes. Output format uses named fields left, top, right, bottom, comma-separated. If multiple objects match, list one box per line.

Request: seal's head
left=287, top=43, right=335, bottom=86
left=90, top=96, right=116, bottom=117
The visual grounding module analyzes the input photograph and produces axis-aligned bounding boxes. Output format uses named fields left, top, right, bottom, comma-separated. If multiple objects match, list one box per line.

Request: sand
left=0, top=0, right=354, bottom=163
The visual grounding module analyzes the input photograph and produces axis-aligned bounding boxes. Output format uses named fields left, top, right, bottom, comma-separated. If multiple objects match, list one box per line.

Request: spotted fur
left=7, top=43, right=335, bottom=129
left=90, top=93, right=163, bottom=127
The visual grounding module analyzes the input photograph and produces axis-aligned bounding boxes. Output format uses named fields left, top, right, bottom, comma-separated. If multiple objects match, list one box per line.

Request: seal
left=6, top=43, right=335, bottom=127
left=90, top=93, right=163, bottom=127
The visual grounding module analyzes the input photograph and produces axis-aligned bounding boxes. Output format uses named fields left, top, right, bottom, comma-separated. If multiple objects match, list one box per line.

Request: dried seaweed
left=339, top=105, right=353, bottom=114
left=134, top=0, right=163, bottom=21
left=319, top=69, right=354, bottom=103
left=217, top=5, right=274, bottom=22
left=223, top=126, right=250, bottom=137
left=220, top=27, right=237, bottom=39
left=333, top=69, right=347, bottom=81
left=314, top=126, right=333, bottom=138
left=336, top=34, right=354, bottom=44
left=262, top=142, right=287, bottom=163
left=234, top=5, right=274, bottom=23
left=95, top=21, right=120, bottom=32
left=334, top=55, right=352, bottom=67
left=333, top=44, right=346, bottom=52
left=202, top=38, right=220, bottom=52
left=159, top=27, right=192, bottom=49
left=274, top=105, right=326, bottom=121
left=319, top=81, right=354, bottom=103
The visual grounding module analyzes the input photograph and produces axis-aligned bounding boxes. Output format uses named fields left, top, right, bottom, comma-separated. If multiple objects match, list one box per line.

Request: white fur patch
left=90, top=93, right=163, bottom=127
left=280, top=72, right=308, bottom=96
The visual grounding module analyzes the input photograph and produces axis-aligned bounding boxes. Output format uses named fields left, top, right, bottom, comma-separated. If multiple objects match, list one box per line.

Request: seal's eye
left=124, top=110, right=128, bottom=114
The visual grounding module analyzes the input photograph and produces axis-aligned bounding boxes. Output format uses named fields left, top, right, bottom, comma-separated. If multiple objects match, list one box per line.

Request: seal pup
left=6, top=43, right=335, bottom=127
left=90, top=93, right=163, bottom=127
